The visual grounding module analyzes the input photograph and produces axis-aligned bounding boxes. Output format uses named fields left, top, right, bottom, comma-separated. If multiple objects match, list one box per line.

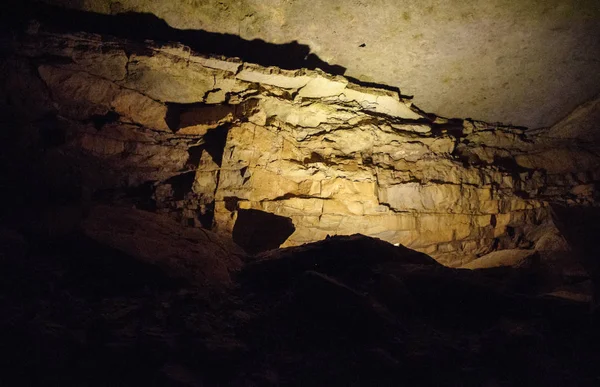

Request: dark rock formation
left=82, top=205, right=245, bottom=288
left=1, top=229, right=598, bottom=385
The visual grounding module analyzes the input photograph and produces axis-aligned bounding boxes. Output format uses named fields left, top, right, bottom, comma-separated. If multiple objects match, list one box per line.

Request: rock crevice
left=2, top=25, right=599, bottom=266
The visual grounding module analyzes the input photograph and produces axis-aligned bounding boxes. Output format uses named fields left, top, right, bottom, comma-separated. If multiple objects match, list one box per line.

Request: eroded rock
left=82, top=205, right=245, bottom=288
left=2, top=25, right=599, bottom=267
left=461, top=249, right=539, bottom=270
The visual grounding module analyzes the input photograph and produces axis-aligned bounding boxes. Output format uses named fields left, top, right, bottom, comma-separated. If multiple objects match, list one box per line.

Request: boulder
left=81, top=205, right=245, bottom=288
left=241, top=234, right=438, bottom=290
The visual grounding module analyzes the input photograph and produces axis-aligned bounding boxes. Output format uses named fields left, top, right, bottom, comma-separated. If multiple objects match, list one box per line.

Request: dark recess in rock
left=164, top=104, right=181, bottom=132
left=493, top=155, right=533, bottom=174
left=89, top=110, right=120, bottom=131
left=92, top=181, right=157, bottom=211
left=197, top=201, right=215, bottom=229
left=224, top=196, right=240, bottom=212
left=164, top=171, right=196, bottom=201
left=186, top=145, right=203, bottom=168
left=180, top=105, right=233, bottom=129
left=232, top=209, right=295, bottom=254
left=431, top=118, right=465, bottom=136
left=202, top=124, right=230, bottom=167
left=167, top=100, right=260, bottom=133
left=38, top=113, right=66, bottom=147
left=303, top=151, right=327, bottom=165
left=344, top=76, right=407, bottom=96
left=551, top=204, right=600, bottom=307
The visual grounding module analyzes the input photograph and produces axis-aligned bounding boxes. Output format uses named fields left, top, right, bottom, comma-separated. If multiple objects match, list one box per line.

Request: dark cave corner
left=163, top=172, right=197, bottom=201
left=232, top=209, right=296, bottom=254
left=551, top=204, right=600, bottom=305
left=92, top=182, right=158, bottom=212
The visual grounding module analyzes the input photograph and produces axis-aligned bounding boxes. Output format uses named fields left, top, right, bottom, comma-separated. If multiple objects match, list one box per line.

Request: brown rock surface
left=82, top=205, right=245, bottom=288
left=461, top=249, right=539, bottom=270
left=2, top=6, right=600, bottom=386
left=38, top=0, right=600, bottom=129
left=2, top=21, right=599, bottom=267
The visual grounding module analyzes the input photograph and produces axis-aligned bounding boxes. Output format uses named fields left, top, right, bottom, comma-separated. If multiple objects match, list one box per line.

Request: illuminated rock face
left=41, top=0, right=600, bottom=129
left=4, top=29, right=600, bottom=266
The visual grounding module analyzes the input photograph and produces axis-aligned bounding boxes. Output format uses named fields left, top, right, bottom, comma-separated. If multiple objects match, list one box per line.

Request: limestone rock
left=38, top=65, right=170, bottom=131
left=82, top=205, right=245, bottom=288
left=122, top=52, right=223, bottom=103
left=4, top=27, right=600, bottom=268
left=461, top=249, right=539, bottom=270
left=545, top=95, right=600, bottom=143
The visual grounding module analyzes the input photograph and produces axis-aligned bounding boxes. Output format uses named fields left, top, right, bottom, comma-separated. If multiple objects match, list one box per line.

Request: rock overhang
left=2, top=5, right=600, bottom=268
left=36, top=0, right=600, bottom=129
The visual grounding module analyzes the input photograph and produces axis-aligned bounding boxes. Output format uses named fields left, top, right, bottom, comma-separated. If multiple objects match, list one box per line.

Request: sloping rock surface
left=1, top=229, right=598, bottom=386
left=82, top=205, right=245, bottom=288
left=461, top=249, right=539, bottom=269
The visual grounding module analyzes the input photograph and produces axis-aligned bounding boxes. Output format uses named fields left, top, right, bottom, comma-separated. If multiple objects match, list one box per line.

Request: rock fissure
left=2, top=25, right=599, bottom=264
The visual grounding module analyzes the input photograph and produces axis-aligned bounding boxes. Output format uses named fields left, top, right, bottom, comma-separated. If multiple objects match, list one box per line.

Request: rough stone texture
left=82, top=205, right=245, bottom=288
left=460, top=249, right=539, bottom=270
left=2, top=27, right=600, bottom=266
left=41, top=0, right=600, bottom=129
left=545, top=95, right=600, bottom=143
left=3, top=232, right=598, bottom=386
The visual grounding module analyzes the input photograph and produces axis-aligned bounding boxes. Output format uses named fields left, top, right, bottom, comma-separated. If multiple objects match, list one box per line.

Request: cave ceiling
left=40, top=0, right=600, bottom=129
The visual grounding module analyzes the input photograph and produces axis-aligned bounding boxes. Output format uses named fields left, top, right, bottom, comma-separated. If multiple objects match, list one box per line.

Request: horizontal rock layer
left=2, top=26, right=599, bottom=266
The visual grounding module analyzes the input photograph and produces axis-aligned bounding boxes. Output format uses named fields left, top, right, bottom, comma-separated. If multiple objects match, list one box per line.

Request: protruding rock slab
left=82, top=205, right=245, bottom=288
left=461, top=249, right=539, bottom=270
left=4, top=26, right=600, bottom=267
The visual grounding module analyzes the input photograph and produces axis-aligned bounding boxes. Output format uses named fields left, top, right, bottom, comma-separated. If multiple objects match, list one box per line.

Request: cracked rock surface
left=40, top=0, right=600, bottom=128
left=2, top=14, right=600, bottom=385
left=2, top=24, right=600, bottom=267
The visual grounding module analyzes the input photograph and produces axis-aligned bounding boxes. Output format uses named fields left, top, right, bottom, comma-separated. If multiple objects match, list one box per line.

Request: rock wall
left=2, top=25, right=599, bottom=266
left=38, top=0, right=600, bottom=129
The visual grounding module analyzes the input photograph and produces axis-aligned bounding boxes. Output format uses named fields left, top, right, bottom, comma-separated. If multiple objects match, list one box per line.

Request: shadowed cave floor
left=1, top=229, right=599, bottom=386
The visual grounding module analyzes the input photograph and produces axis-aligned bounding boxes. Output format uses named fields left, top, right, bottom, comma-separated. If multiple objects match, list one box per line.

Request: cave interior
left=1, top=1, right=600, bottom=385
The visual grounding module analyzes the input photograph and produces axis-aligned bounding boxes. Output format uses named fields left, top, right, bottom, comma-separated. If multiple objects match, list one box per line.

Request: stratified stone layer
left=3, top=28, right=599, bottom=266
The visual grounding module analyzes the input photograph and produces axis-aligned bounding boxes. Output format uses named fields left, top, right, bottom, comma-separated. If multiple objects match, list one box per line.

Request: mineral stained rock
left=2, top=25, right=599, bottom=266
